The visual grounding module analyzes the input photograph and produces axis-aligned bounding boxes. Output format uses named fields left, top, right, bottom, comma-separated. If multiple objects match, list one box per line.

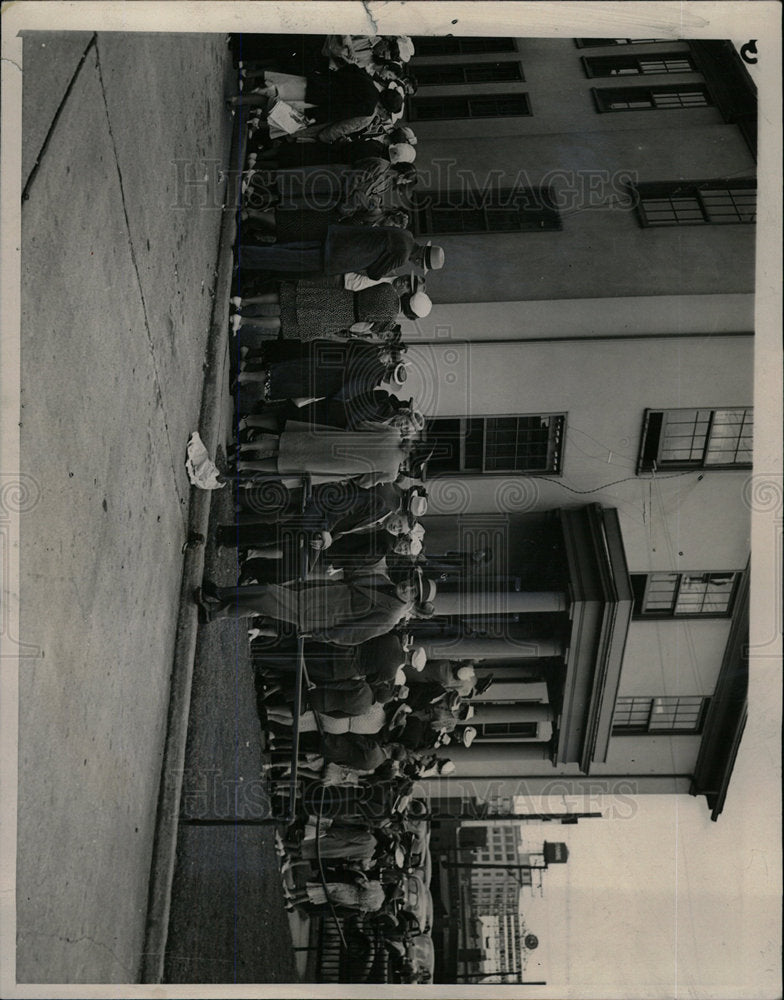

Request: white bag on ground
left=185, top=431, right=226, bottom=490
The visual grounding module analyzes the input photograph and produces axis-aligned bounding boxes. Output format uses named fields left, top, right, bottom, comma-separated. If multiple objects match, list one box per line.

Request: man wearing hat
left=406, top=658, right=479, bottom=698
left=197, top=570, right=438, bottom=645
left=238, top=224, right=444, bottom=285
left=323, top=509, right=415, bottom=573
left=217, top=480, right=403, bottom=550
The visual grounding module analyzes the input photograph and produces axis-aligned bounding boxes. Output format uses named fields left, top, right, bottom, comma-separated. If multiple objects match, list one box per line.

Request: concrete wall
left=407, top=334, right=752, bottom=563
left=401, top=293, right=754, bottom=342
left=408, top=38, right=756, bottom=302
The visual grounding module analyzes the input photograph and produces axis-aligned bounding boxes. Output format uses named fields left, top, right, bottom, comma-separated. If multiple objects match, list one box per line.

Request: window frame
left=581, top=53, right=697, bottom=77
left=412, top=36, right=518, bottom=56
left=591, top=83, right=712, bottom=112
left=414, top=60, right=525, bottom=85
left=412, top=186, right=562, bottom=236
left=636, top=406, right=753, bottom=472
left=630, top=571, right=741, bottom=619
left=612, top=695, right=710, bottom=734
left=408, top=92, right=532, bottom=121
left=424, top=413, right=567, bottom=476
left=632, top=179, right=757, bottom=227
left=575, top=38, right=676, bottom=48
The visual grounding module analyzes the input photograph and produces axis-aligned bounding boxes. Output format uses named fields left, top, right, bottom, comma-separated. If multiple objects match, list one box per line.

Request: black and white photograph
left=0, top=2, right=781, bottom=997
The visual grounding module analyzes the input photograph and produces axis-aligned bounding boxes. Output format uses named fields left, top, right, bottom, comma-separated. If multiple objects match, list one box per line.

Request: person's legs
left=228, top=88, right=276, bottom=107
left=236, top=368, right=271, bottom=384
left=235, top=317, right=281, bottom=334
left=236, top=458, right=279, bottom=474
left=237, top=242, right=322, bottom=272
left=239, top=414, right=280, bottom=431
left=239, top=290, right=279, bottom=304
left=245, top=544, right=284, bottom=560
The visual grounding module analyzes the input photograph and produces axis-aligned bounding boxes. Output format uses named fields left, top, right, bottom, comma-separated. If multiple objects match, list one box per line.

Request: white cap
left=389, top=142, right=416, bottom=164
left=409, top=495, right=428, bottom=517
left=456, top=665, right=476, bottom=682
left=462, top=726, right=478, bottom=748
left=396, top=36, right=415, bottom=62
left=411, top=647, right=427, bottom=671
left=394, top=666, right=408, bottom=686
left=391, top=362, right=409, bottom=385
left=440, top=760, right=456, bottom=775
left=408, top=290, right=432, bottom=318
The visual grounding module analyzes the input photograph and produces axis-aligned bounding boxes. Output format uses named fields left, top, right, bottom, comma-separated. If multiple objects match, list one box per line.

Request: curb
left=139, top=115, right=245, bottom=984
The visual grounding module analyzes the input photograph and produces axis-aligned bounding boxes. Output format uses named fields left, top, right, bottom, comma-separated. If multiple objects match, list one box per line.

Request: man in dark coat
left=237, top=227, right=444, bottom=281
left=217, top=481, right=402, bottom=546
left=197, top=572, right=436, bottom=645
left=296, top=732, right=392, bottom=771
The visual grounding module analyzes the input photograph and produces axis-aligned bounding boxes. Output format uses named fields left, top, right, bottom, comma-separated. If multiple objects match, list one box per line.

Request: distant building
left=402, top=37, right=755, bottom=820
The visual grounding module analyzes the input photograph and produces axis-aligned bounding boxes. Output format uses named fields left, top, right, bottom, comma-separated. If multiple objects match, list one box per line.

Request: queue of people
left=194, top=37, right=492, bottom=972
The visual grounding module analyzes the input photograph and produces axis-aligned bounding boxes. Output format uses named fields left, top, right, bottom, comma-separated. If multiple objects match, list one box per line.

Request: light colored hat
left=416, top=573, right=437, bottom=605
left=396, top=36, right=415, bottom=62
left=389, top=142, right=416, bottom=164
left=422, top=242, right=445, bottom=272
left=407, top=536, right=423, bottom=556
left=396, top=125, right=417, bottom=145
left=410, top=647, right=427, bottom=671
left=408, top=410, right=427, bottom=431
left=391, top=362, right=409, bottom=385
left=409, top=494, right=428, bottom=517
left=394, top=666, right=408, bottom=686
left=407, top=290, right=432, bottom=318
left=456, top=665, right=477, bottom=682
left=462, top=726, right=478, bottom=748
left=439, top=760, right=456, bottom=775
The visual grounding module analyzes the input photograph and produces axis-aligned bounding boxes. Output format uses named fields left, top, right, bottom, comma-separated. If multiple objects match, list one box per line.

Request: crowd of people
left=191, top=35, right=493, bottom=973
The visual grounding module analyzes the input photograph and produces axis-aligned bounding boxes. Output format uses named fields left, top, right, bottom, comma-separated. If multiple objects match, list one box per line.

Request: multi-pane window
left=613, top=696, right=709, bottom=733
left=479, top=721, right=539, bottom=739
left=575, top=38, right=674, bottom=47
left=631, top=572, right=739, bottom=617
left=582, top=53, right=695, bottom=76
left=414, top=61, right=524, bottom=85
left=409, top=94, right=531, bottom=120
left=413, top=36, right=517, bottom=56
left=637, top=407, right=753, bottom=472
left=592, top=84, right=711, bottom=111
left=412, top=187, right=561, bottom=234
left=634, top=180, right=756, bottom=226
left=425, top=415, right=566, bottom=475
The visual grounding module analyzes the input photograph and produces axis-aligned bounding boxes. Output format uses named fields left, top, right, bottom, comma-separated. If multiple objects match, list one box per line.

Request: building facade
left=400, top=37, right=755, bottom=819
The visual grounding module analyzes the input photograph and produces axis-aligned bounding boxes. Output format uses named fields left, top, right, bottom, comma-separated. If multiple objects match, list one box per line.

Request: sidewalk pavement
left=18, top=32, right=234, bottom=983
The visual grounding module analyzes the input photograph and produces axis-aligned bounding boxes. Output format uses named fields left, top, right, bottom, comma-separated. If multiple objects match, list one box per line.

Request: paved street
left=163, top=483, right=297, bottom=984
left=18, top=32, right=233, bottom=982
